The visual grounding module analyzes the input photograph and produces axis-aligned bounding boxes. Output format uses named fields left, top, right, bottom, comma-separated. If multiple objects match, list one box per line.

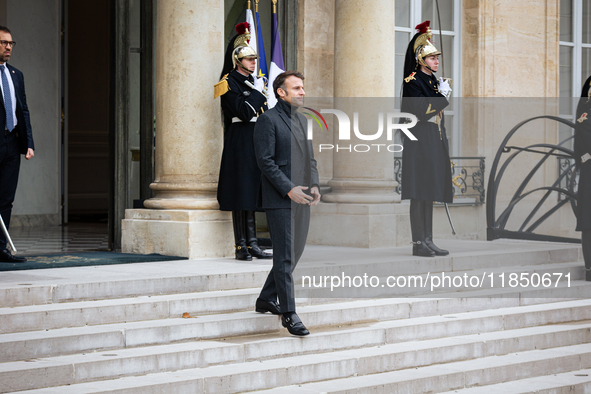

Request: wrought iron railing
left=486, top=115, right=579, bottom=243
left=557, top=157, right=578, bottom=202
left=394, top=157, right=486, bottom=204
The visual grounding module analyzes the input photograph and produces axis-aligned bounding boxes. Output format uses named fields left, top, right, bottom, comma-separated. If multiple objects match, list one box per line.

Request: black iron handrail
left=486, top=115, right=579, bottom=243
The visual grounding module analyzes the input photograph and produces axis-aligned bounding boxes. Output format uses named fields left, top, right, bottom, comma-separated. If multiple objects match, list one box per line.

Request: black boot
left=583, top=230, right=591, bottom=281
left=232, top=211, right=252, bottom=261
left=424, top=201, right=449, bottom=256
left=245, top=211, right=272, bottom=259
left=410, top=200, right=435, bottom=257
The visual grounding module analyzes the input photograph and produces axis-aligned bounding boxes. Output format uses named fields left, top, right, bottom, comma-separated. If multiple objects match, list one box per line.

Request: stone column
left=122, top=0, right=233, bottom=258
left=308, top=0, right=411, bottom=247
left=297, top=0, right=335, bottom=187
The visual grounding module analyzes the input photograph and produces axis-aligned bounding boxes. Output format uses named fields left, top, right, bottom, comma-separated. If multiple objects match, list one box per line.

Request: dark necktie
left=1, top=65, right=14, bottom=132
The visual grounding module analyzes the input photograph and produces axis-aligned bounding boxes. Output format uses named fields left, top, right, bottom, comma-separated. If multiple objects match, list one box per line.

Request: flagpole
left=247, top=0, right=258, bottom=76
left=272, top=0, right=277, bottom=14
left=255, top=0, right=261, bottom=76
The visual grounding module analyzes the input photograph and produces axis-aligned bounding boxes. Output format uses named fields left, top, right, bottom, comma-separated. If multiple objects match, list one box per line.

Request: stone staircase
left=1, top=240, right=590, bottom=393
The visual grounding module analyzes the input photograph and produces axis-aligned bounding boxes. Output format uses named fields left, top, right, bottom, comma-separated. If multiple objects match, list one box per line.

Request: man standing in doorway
left=253, top=71, right=320, bottom=336
left=0, top=26, right=34, bottom=263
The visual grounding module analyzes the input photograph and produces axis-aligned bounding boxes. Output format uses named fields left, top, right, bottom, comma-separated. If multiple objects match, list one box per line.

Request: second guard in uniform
left=215, top=23, right=271, bottom=261
left=401, top=21, right=453, bottom=257
left=574, top=75, right=591, bottom=281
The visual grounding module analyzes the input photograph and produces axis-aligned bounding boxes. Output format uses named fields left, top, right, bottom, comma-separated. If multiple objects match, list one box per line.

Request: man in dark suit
left=253, top=71, right=320, bottom=336
left=0, top=26, right=34, bottom=263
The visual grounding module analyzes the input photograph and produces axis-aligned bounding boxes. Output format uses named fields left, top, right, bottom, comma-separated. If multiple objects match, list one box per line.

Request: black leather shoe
left=235, top=245, right=252, bottom=261
left=412, top=241, right=435, bottom=257
left=0, top=249, right=26, bottom=263
left=248, top=244, right=272, bottom=259
left=255, top=298, right=282, bottom=315
left=281, top=313, right=310, bottom=336
left=425, top=237, right=449, bottom=256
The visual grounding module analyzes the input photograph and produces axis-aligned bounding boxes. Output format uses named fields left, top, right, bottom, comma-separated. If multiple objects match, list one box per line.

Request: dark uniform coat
left=575, top=75, right=591, bottom=231
left=217, top=69, right=268, bottom=211
left=400, top=70, right=453, bottom=203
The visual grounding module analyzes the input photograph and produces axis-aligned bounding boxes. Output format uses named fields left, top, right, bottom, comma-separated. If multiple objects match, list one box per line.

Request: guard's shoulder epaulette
left=214, top=74, right=230, bottom=99
left=404, top=72, right=416, bottom=83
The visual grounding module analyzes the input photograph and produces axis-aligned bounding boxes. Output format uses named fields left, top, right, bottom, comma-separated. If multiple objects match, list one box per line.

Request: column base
left=122, top=209, right=233, bottom=259
left=308, top=202, right=411, bottom=248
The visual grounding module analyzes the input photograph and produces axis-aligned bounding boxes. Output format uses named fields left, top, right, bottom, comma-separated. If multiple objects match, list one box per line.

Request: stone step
left=7, top=336, right=591, bottom=393
left=0, top=260, right=271, bottom=308
left=437, top=368, right=591, bottom=393
left=253, top=344, right=591, bottom=394
left=1, top=288, right=590, bottom=364
left=1, top=260, right=585, bottom=336
left=1, top=319, right=591, bottom=392
left=0, top=241, right=580, bottom=308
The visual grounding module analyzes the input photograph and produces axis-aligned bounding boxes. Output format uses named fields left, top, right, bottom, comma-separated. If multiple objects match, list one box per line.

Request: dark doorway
left=66, top=1, right=111, bottom=224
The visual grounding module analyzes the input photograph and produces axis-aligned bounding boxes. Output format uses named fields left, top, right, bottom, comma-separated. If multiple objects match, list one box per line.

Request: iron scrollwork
left=394, top=157, right=486, bottom=205
left=486, top=115, right=580, bottom=244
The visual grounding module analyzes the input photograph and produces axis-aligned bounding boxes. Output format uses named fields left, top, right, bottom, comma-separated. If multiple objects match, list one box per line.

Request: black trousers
left=259, top=203, right=310, bottom=313
left=0, top=131, right=21, bottom=249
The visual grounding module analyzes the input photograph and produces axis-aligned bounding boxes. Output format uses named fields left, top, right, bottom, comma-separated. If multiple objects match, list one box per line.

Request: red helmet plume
left=415, top=21, right=430, bottom=34
left=235, top=22, right=250, bottom=35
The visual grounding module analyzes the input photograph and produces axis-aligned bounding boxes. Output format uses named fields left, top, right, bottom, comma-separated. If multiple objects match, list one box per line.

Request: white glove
left=253, top=76, right=267, bottom=96
left=438, top=78, right=452, bottom=98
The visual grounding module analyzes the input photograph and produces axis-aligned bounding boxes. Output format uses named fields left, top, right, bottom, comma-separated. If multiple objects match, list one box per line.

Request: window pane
left=583, top=47, right=591, bottom=87
left=395, top=0, right=411, bottom=28
left=583, top=0, right=591, bottom=44
left=439, top=35, right=454, bottom=81
left=561, top=0, right=573, bottom=42
left=558, top=120, right=574, bottom=151
left=560, top=46, right=573, bottom=114
left=422, top=0, right=453, bottom=32
left=445, top=115, right=455, bottom=156
left=396, top=31, right=410, bottom=95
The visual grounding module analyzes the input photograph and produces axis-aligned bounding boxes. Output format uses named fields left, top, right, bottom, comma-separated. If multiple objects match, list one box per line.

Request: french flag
left=267, top=11, right=285, bottom=108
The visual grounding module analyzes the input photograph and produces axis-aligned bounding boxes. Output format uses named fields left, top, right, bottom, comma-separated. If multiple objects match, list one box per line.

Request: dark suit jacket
left=253, top=99, right=319, bottom=209
left=0, top=64, right=34, bottom=154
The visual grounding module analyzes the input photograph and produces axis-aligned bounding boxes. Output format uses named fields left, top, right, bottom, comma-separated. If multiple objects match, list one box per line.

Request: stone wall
left=6, top=0, right=61, bottom=227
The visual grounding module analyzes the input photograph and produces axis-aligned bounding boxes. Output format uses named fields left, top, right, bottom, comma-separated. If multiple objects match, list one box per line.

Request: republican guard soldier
left=401, top=21, right=453, bottom=257
left=215, top=23, right=271, bottom=261
left=575, top=75, right=591, bottom=281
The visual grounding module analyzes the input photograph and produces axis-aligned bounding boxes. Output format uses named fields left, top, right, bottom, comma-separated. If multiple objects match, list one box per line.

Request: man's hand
left=25, top=148, right=34, bottom=160
left=309, top=186, right=321, bottom=206
left=288, top=186, right=313, bottom=205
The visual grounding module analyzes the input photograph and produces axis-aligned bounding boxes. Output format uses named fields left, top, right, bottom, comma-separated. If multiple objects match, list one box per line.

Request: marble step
left=437, top=368, right=591, bottom=393
left=1, top=289, right=590, bottom=364
left=7, top=335, right=591, bottom=393
left=0, top=242, right=580, bottom=308
left=1, top=260, right=585, bottom=336
left=253, top=344, right=591, bottom=394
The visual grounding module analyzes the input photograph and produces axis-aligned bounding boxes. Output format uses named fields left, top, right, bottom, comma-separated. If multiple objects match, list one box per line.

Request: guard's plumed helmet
left=413, top=21, right=441, bottom=69
left=232, top=22, right=257, bottom=72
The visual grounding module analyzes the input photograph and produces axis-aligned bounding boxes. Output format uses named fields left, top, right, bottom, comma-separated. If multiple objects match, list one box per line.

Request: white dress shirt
left=0, top=62, right=18, bottom=130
